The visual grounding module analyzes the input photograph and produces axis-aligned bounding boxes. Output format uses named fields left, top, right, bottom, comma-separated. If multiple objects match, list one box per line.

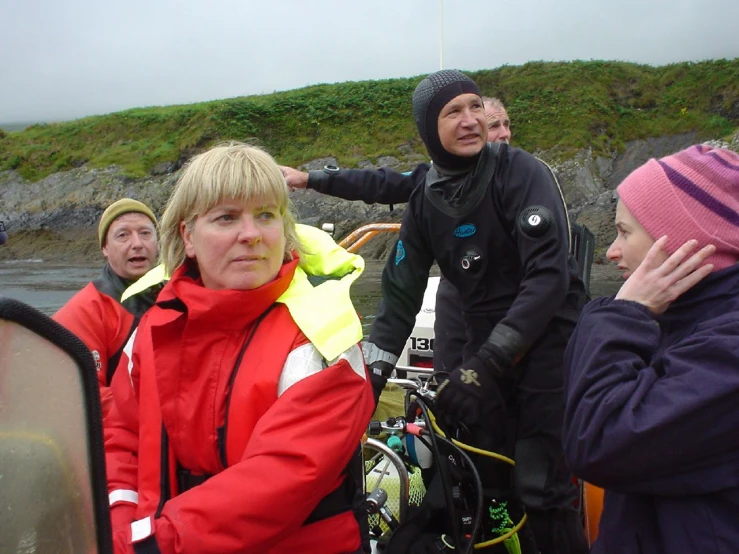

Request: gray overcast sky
left=1, top=0, right=738, bottom=123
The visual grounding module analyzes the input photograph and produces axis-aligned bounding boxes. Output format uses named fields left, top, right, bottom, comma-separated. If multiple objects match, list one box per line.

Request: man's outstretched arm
left=281, top=164, right=429, bottom=205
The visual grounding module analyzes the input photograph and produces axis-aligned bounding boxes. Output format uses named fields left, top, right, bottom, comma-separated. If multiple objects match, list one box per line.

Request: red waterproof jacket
left=54, top=264, right=157, bottom=416
left=105, top=259, right=374, bottom=554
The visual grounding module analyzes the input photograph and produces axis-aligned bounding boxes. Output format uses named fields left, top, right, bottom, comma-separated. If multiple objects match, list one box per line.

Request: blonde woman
left=105, top=143, right=374, bottom=554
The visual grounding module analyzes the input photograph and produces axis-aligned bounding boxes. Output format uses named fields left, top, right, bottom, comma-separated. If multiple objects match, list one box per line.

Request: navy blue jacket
left=563, top=264, right=739, bottom=554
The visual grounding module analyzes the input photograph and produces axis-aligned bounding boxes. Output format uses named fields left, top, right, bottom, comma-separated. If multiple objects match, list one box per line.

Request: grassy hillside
left=1, top=59, right=738, bottom=181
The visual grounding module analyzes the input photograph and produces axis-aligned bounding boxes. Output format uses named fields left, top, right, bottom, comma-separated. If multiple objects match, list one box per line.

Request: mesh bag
left=365, top=455, right=426, bottom=535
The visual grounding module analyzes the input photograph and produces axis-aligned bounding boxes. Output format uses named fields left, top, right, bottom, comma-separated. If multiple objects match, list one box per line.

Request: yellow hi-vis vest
left=121, top=224, right=365, bottom=361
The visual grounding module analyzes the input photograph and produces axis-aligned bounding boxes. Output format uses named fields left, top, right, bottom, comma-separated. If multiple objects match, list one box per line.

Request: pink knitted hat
left=617, top=144, right=739, bottom=271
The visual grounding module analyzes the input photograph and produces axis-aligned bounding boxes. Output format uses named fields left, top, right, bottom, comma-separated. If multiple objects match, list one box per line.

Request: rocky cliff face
left=543, top=132, right=739, bottom=260
left=1, top=132, right=737, bottom=263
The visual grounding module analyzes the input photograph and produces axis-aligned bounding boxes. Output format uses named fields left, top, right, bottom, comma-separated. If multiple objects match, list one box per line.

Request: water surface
left=0, top=261, right=386, bottom=335
left=0, top=260, right=620, bottom=332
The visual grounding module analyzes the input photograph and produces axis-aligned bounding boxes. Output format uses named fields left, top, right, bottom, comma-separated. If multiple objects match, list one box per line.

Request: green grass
left=2, top=59, right=738, bottom=181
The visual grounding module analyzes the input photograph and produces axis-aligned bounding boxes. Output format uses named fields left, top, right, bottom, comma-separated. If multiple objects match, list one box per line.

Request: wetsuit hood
left=412, top=69, right=482, bottom=172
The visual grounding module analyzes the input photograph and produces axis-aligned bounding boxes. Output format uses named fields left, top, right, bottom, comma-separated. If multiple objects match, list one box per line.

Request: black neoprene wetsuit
left=314, top=144, right=587, bottom=516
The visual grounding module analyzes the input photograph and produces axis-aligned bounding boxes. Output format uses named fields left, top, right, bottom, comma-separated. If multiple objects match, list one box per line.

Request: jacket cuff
left=109, top=499, right=138, bottom=534
left=131, top=516, right=161, bottom=554
left=584, top=295, right=655, bottom=321
left=482, top=323, right=527, bottom=367
left=307, top=170, right=331, bottom=193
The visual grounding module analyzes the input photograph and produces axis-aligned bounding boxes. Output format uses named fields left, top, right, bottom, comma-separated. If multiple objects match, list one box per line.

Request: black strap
left=106, top=315, right=140, bottom=385
left=154, top=425, right=171, bottom=518
left=132, top=535, right=162, bottom=554
left=174, top=471, right=353, bottom=526
left=303, top=477, right=355, bottom=525
left=177, top=466, right=213, bottom=493
left=175, top=469, right=355, bottom=525
left=176, top=447, right=363, bottom=527
left=305, top=445, right=365, bottom=525
left=218, top=305, right=276, bottom=467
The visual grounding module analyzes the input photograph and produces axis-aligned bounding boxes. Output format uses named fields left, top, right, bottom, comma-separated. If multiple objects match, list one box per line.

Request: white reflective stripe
left=278, top=343, right=325, bottom=397
left=109, top=489, right=139, bottom=506
left=123, top=328, right=138, bottom=387
left=130, top=516, right=153, bottom=542
left=277, top=343, right=366, bottom=396
left=330, top=344, right=366, bottom=381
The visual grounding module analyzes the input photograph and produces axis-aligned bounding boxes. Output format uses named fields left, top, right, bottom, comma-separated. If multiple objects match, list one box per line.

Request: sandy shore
left=0, top=229, right=99, bottom=264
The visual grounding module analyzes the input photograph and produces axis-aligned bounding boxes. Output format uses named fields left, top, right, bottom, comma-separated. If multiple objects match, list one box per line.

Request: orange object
left=338, top=223, right=401, bottom=253
left=582, top=482, right=604, bottom=546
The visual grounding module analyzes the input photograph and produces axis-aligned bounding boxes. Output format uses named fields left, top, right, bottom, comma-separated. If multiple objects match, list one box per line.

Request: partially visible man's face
left=102, top=212, right=157, bottom=280
left=485, top=105, right=511, bottom=143
left=437, top=93, right=488, bottom=157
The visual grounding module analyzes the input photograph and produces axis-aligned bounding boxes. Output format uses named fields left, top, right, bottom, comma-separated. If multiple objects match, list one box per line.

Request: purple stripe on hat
left=706, top=149, right=739, bottom=170
left=676, top=150, right=733, bottom=187
left=658, top=160, right=739, bottom=226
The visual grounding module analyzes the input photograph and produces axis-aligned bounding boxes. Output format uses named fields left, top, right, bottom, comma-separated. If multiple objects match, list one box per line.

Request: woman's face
left=181, top=196, right=286, bottom=290
left=606, top=200, right=665, bottom=280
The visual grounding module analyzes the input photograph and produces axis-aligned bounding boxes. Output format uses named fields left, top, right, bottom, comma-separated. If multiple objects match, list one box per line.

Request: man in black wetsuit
left=281, top=96, right=513, bottom=375
left=290, top=70, right=589, bottom=554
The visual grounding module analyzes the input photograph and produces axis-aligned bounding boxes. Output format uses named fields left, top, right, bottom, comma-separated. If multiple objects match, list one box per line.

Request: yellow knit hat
left=98, top=198, right=157, bottom=247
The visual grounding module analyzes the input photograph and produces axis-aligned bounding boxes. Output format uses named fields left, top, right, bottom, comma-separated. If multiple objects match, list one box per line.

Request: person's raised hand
left=616, top=236, right=716, bottom=314
left=280, top=166, right=309, bottom=190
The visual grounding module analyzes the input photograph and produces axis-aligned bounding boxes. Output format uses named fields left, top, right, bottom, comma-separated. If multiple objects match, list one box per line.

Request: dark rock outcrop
left=1, top=131, right=737, bottom=263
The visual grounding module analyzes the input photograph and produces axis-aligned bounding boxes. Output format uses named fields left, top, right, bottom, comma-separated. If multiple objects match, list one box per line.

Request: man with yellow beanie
left=54, top=198, right=159, bottom=417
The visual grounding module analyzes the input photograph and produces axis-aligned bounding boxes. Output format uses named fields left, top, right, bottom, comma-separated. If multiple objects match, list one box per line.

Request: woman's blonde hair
left=159, top=143, right=302, bottom=274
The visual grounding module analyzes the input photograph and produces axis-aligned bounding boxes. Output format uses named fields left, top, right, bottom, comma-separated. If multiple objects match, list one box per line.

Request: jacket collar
left=658, top=263, right=739, bottom=324
left=155, top=258, right=299, bottom=331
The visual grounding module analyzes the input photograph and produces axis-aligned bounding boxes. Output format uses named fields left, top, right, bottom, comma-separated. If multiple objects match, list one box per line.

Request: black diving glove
left=435, top=355, right=505, bottom=427
left=368, top=360, right=395, bottom=407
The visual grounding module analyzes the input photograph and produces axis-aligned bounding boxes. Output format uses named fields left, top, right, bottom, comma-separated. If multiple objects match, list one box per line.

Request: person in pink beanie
left=562, top=144, right=739, bottom=554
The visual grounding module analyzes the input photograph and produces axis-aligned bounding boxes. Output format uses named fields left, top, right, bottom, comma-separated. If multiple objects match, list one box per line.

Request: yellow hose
left=423, top=403, right=527, bottom=550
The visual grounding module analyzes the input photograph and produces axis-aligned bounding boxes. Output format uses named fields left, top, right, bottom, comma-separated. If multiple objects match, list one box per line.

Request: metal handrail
left=338, top=223, right=401, bottom=253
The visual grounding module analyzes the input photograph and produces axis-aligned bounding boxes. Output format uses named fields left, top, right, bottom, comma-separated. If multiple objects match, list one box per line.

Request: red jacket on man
left=105, top=260, right=374, bottom=554
left=54, top=264, right=157, bottom=416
